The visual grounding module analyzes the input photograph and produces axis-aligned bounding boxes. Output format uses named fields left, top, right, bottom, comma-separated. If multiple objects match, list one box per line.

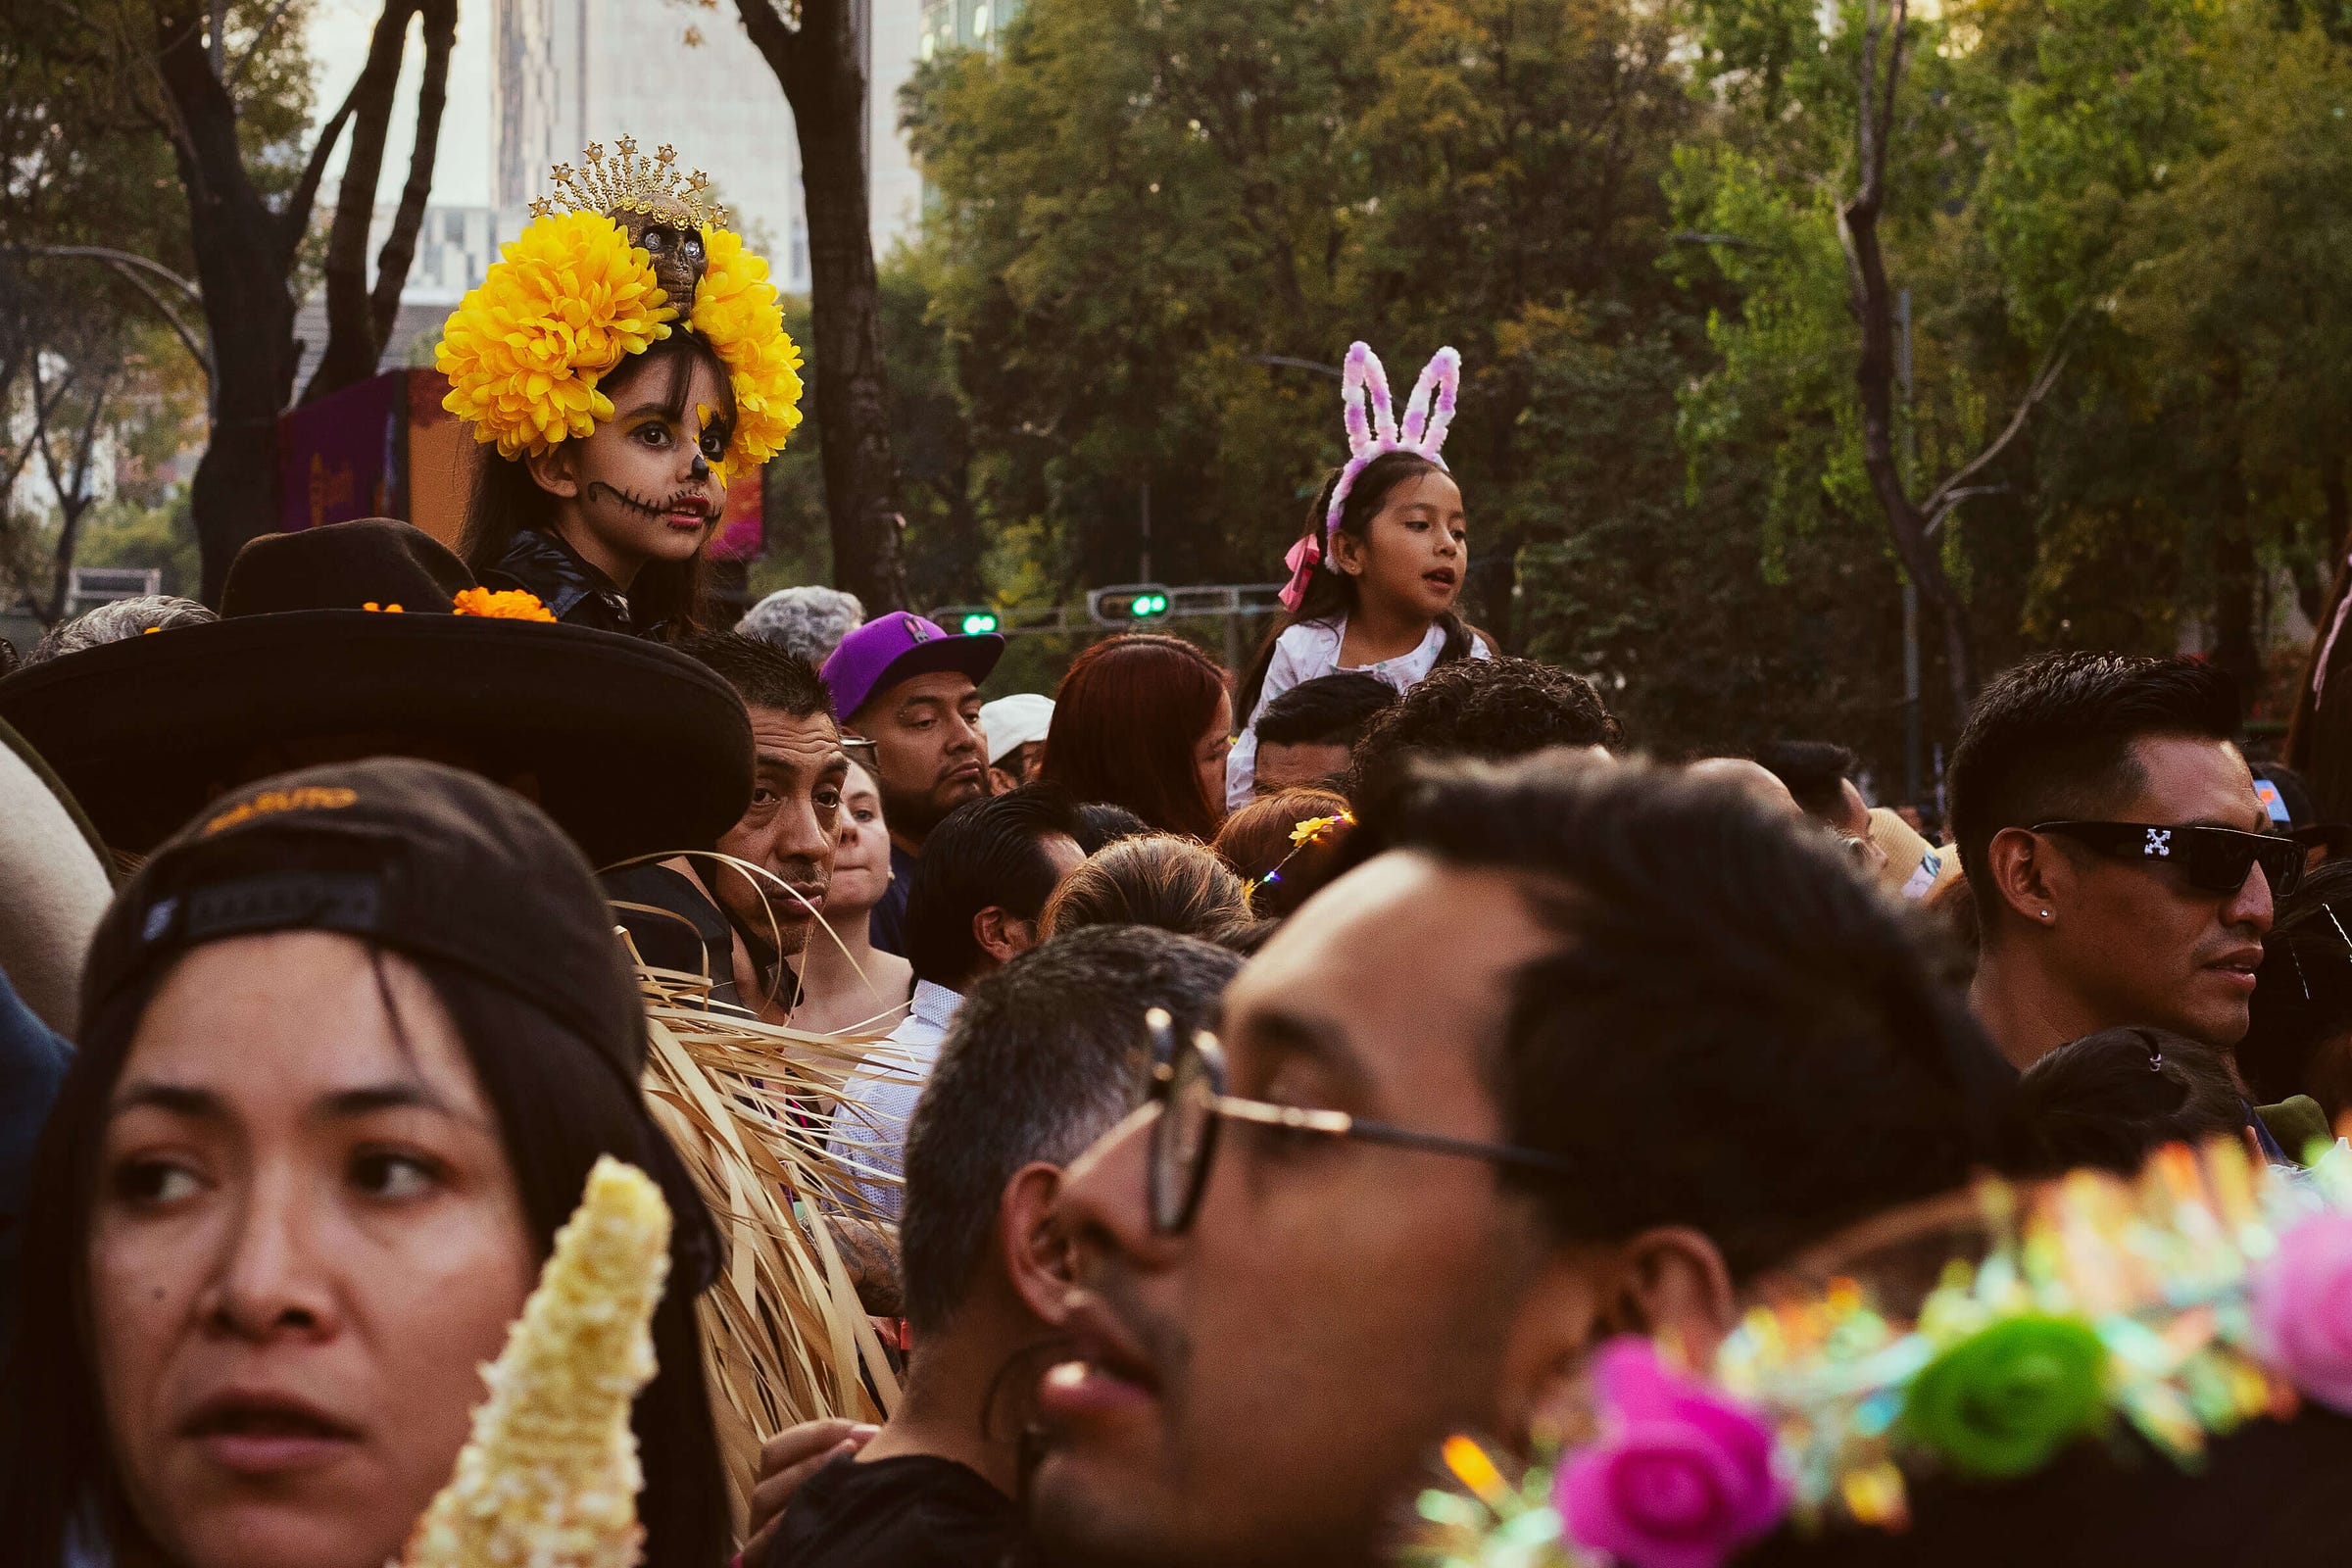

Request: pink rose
left=2250, top=1211, right=2352, bottom=1413
left=1556, top=1338, right=1788, bottom=1568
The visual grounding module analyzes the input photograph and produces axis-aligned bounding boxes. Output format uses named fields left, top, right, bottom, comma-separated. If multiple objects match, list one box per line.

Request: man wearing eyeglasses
left=1024, top=751, right=2015, bottom=1568
left=1949, top=652, right=2289, bottom=1075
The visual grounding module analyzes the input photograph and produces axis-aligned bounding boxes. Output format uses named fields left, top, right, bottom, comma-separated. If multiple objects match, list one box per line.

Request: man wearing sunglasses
left=1027, top=752, right=2015, bottom=1568
left=1950, top=652, right=2285, bottom=1071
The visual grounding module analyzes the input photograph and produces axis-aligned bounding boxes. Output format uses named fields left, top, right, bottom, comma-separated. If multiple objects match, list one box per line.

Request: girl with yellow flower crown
left=435, top=139, right=805, bottom=638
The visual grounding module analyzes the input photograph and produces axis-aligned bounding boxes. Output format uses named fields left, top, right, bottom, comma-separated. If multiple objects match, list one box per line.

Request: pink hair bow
left=1279, top=533, right=1322, bottom=612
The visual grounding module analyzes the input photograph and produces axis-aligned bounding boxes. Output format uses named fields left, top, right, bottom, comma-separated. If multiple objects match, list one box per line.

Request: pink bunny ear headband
left=1280, top=341, right=1464, bottom=612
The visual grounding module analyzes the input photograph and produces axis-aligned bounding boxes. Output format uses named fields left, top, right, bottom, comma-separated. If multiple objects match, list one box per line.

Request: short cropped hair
left=903, top=784, right=1087, bottom=990
left=1255, top=671, right=1397, bottom=749
left=735, top=585, right=865, bottom=665
left=671, top=629, right=832, bottom=719
left=1344, top=656, right=1621, bottom=802
left=900, top=927, right=1241, bottom=1334
left=1755, top=739, right=1861, bottom=822
left=1947, top=652, right=2240, bottom=904
left=1038, top=833, right=1249, bottom=940
left=1336, top=751, right=2018, bottom=1280
left=26, top=596, right=216, bottom=664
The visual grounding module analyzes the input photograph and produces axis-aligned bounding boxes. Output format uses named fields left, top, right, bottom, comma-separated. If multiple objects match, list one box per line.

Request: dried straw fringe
left=609, top=853, right=923, bottom=1538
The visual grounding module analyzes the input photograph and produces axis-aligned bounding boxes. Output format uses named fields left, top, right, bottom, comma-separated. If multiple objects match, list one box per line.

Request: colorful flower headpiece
left=1249, top=809, right=1355, bottom=907
left=1282, top=342, right=1462, bottom=612
left=435, top=139, right=804, bottom=478
left=1411, top=1134, right=2352, bottom=1568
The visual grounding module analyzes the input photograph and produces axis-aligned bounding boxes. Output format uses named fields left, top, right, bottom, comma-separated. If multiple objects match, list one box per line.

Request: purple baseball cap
left=820, top=611, right=1005, bottom=724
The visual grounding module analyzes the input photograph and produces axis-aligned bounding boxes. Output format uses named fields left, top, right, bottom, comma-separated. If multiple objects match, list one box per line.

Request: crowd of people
left=0, top=142, right=2347, bottom=1568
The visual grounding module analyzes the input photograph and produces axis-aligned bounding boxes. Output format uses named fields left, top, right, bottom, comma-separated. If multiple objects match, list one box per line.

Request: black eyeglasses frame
left=2030, top=819, right=2305, bottom=899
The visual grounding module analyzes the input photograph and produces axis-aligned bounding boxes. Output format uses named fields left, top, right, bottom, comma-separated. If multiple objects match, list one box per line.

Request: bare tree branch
left=1920, top=345, right=2071, bottom=527
left=368, top=0, right=454, bottom=350
left=226, top=0, right=306, bottom=88
left=279, top=79, right=364, bottom=271
left=24, top=245, right=203, bottom=303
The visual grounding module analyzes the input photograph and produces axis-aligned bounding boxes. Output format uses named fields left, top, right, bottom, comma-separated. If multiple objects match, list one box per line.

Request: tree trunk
left=736, top=0, right=911, bottom=612
left=157, top=2, right=306, bottom=602
left=303, top=0, right=419, bottom=401
left=2211, top=524, right=2261, bottom=701
left=368, top=0, right=456, bottom=349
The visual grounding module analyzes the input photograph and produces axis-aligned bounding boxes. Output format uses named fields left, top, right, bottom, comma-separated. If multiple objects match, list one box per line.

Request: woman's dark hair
left=0, top=948, right=730, bottom=1568
left=1234, top=449, right=1475, bottom=724
left=2013, top=1027, right=2250, bottom=1176
left=1038, top=833, right=1250, bottom=941
left=2241, top=857, right=2352, bottom=1125
left=459, top=331, right=737, bottom=636
left=1042, top=634, right=1230, bottom=841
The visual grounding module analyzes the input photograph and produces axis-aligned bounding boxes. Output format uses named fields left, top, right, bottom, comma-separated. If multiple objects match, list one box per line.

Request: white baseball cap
left=979, top=692, right=1054, bottom=765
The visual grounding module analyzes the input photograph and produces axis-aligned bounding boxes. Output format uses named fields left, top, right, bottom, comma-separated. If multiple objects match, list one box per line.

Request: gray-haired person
left=737, top=585, right=865, bottom=666
left=26, top=596, right=216, bottom=665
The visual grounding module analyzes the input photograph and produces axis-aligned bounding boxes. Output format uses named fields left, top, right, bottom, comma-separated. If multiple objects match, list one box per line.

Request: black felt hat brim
left=0, top=612, right=754, bottom=868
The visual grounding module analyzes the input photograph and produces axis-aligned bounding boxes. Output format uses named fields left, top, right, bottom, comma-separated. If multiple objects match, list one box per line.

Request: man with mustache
left=1025, top=751, right=2017, bottom=1568
left=1950, top=654, right=2289, bottom=1081
left=669, top=632, right=850, bottom=1014
left=821, top=613, right=1006, bottom=956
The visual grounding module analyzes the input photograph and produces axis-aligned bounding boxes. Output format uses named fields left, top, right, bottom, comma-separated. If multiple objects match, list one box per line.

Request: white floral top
left=1226, top=617, right=1490, bottom=808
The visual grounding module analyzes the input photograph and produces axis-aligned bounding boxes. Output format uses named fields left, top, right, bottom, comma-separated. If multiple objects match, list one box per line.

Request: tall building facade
left=490, top=0, right=923, bottom=292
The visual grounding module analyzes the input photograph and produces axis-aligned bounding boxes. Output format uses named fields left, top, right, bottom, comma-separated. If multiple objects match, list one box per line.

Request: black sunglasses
left=2032, top=820, right=2304, bottom=898
left=1140, top=1009, right=1576, bottom=1236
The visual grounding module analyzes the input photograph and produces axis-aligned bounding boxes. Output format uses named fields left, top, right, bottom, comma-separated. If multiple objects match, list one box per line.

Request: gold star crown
left=528, top=136, right=730, bottom=229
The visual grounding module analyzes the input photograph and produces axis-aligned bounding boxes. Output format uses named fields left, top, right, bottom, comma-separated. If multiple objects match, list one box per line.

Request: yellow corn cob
left=404, top=1155, right=672, bottom=1568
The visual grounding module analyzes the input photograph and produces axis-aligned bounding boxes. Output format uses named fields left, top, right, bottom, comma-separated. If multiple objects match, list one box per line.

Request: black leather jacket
left=482, top=528, right=652, bottom=637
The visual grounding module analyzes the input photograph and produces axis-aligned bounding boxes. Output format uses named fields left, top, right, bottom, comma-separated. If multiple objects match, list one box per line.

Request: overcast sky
left=308, top=0, right=493, bottom=208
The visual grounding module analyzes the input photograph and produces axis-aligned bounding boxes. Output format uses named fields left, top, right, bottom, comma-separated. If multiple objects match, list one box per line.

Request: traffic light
left=1087, top=584, right=1174, bottom=625
left=932, top=606, right=1002, bottom=635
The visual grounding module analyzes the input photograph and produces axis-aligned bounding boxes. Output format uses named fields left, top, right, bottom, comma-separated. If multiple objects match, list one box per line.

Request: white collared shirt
left=825, top=979, right=963, bottom=1221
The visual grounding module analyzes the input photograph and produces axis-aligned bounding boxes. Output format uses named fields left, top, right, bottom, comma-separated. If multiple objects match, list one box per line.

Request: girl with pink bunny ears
left=1227, top=341, right=1492, bottom=808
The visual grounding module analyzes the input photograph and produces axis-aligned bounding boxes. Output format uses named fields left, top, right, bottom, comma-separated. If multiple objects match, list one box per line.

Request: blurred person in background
left=792, top=760, right=915, bottom=1037
left=1037, top=834, right=1250, bottom=942
left=820, top=613, right=1005, bottom=956
left=738, top=585, right=865, bottom=666
left=2240, top=856, right=2352, bottom=1139
left=1245, top=673, right=1396, bottom=798
left=24, top=596, right=217, bottom=665
left=827, top=786, right=1088, bottom=1220
left=979, top=693, right=1054, bottom=794
left=1074, top=802, right=1150, bottom=855
left=1755, top=739, right=1890, bottom=881
left=1042, top=633, right=1232, bottom=841
left=2013, top=1026, right=2258, bottom=1174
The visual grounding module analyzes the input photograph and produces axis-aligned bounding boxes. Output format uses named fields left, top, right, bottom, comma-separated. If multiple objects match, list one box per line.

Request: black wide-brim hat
left=0, top=520, right=753, bottom=867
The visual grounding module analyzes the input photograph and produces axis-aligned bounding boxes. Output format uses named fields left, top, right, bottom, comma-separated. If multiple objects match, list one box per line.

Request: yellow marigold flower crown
left=434, top=140, right=805, bottom=477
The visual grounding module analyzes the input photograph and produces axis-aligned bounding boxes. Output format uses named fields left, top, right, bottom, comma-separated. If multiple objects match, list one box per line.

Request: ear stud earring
left=2038, top=909, right=2052, bottom=920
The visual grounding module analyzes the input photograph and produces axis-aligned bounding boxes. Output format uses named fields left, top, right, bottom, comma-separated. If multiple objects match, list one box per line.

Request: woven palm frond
left=631, top=957, right=913, bottom=1535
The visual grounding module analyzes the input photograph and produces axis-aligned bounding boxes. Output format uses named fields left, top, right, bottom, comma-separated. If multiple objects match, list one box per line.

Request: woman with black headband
left=0, top=758, right=728, bottom=1568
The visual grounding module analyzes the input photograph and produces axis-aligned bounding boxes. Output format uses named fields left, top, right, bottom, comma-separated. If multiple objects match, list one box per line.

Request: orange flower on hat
left=453, top=587, right=559, bottom=622
left=435, top=211, right=677, bottom=460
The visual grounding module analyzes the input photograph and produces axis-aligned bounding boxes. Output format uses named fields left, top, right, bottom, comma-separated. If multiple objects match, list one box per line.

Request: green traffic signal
left=1132, top=593, right=1168, bottom=617
left=960, top=611, right=1001, bottom=635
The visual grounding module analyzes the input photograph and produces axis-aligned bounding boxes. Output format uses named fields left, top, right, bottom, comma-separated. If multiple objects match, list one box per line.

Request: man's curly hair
left=1343, top=655, right=1622, bottom=802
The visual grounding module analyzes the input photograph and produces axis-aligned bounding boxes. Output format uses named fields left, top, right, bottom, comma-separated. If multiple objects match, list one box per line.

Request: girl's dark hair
left=459, top=331, right=737, bottom=636
left=2241, top=857, right=2352, bottom=1124
left=0, top=948, right=730, bottom=1568
left=1042, top=633, right=1231, bottom=841
left=1234, top=449, right=1474, bottom=724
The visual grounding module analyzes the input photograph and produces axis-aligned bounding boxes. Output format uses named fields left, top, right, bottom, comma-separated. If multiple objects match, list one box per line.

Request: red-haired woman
left=1041, top=633, right=1232, bottom=841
